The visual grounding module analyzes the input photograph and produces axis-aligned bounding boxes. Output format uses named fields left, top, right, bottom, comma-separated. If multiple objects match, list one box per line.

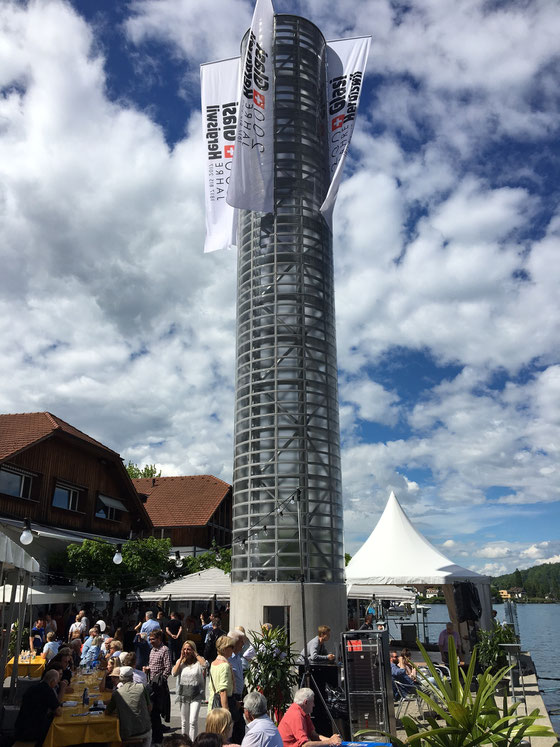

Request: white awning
left=0, top=531, right=39, bottom=574
left=130, top=567, right=231, bottom=602
left=346, top=583, right=417, bottom=602
left=2, top=584, right=109, bottom=605
left=98, top=495, right=128, bottom=512
left=0, top=518, right=121, bottom=545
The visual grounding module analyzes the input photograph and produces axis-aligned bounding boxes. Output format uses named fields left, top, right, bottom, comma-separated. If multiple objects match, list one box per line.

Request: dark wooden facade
left=0, top=434, right=150, bottom=539
left=146, top=489, right=232, bottom=549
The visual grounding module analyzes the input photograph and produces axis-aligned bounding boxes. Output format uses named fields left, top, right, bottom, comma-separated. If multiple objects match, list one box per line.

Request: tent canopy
left=0, top=531, right=39, bottom=574
left=3, top=584, right=109, bottom=605
left=346, top=492, right=489, bottom=587
left=131, top=567, right=231, bottom=602
left=346, top=583, right=416, bottom=602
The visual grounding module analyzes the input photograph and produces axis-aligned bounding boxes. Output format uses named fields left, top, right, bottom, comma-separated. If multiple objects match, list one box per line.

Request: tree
left=513, top=568, right=523, bottom=588
left=180, top=542, right=232, bottom=575
left=345, top=552, right=352, bottom=566
left=126, top=461, right=161, bottom=479
left=66, top=537, right=174, bottom=614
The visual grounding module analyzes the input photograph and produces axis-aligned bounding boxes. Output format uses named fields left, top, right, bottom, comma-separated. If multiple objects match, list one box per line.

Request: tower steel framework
left=232, top=15, right=345, bottom=590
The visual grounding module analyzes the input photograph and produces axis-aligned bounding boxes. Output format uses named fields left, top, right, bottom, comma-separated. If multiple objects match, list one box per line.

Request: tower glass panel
left=232, top=15, right=344, bottom=585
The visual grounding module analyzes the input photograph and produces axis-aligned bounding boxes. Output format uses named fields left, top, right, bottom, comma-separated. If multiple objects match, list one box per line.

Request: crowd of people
left=15, top=601, right=464, bottom=746
left=15, top=605, right=345, bottom=747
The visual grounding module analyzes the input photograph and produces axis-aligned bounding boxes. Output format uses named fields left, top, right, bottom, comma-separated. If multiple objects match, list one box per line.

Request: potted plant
left=477, top=622, right=518, bottom=674
left=245, top=625, right=299, bottom=722
left=358, top=638, right=555, bottom=746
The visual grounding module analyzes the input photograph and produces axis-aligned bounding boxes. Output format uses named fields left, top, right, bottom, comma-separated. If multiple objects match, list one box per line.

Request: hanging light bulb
left=175, top=550, right=183, bottom=569
left=263, top=525, right=268, bottom=536
left=289, top=495, right=295, bottom=505
left=20, top=518, right=33, bottom=546
left=112, top=544, right=123, bottom=565
left=276, top=507, right=283, bottom=517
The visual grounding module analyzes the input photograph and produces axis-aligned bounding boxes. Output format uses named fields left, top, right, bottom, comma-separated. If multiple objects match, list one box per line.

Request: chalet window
left=52, top=483, right=81, bottom=511
left=0, top=466, right=32, bottom=499
left=95, top=494, right=128, bottom=522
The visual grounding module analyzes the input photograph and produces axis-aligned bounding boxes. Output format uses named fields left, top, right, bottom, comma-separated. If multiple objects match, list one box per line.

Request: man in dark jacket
left=204, top=617, right=226, bottom=663
left=14, top=669, right=62, bottom=743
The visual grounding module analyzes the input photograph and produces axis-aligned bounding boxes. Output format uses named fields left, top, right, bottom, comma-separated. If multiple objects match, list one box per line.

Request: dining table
left=43, top=670, right=122, bottom=747
left=4, top=654, right=45, bottom=679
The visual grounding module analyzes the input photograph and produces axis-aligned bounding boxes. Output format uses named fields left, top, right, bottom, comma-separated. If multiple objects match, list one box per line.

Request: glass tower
left=231, top=15, right=345, bottom=590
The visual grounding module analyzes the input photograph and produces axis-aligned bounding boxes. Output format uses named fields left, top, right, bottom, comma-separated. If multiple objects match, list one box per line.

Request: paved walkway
left=164, top=674, right=210, bottom=737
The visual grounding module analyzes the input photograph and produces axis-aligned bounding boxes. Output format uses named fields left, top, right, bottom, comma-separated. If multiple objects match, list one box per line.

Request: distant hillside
left=492, top=562, right=560, bottom=599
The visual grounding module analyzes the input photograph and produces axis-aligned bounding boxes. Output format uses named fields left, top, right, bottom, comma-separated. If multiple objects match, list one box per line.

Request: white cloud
left=125, top=0, right=251, bottom=66
left=0, top=0, right=236, bottom=480
left=475, top=544, right=513, bottom=559
left=340, top=377, right=400, bottom=427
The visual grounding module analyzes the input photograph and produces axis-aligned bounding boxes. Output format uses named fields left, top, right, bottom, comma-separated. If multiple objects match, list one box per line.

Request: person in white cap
left=105, top=666, right=152, bottom=746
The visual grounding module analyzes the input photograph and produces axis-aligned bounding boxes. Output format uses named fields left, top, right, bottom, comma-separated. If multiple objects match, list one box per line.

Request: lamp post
left=296, top=489, right=311, bottom=685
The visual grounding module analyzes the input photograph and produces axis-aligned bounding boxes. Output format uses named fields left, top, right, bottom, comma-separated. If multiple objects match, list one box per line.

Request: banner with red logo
left=200, top=57, right=240, bottom=253
left=226, top=0, right=275, bottom=214
left=321, top=36, right=371, bottom=221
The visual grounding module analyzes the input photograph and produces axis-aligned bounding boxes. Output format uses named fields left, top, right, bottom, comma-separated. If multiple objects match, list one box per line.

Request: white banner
left=200, top=57, right=240, bottom=253
left=226, top=0, right=275, bottom=214
left=321, top=36, right=371, bottom=221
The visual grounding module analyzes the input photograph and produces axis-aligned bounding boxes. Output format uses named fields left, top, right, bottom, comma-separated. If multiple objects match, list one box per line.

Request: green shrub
left=358, top=638, right=555, bottom=746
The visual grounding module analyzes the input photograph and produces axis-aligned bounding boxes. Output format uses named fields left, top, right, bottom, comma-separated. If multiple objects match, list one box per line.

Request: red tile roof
left=0, top=411, right=119, bottom=462
left=132, top=475, right=231, bottom=527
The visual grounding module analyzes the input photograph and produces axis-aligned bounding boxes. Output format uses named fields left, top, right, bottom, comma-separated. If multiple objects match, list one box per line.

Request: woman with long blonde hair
left=172, top=640, right=206, bottom=739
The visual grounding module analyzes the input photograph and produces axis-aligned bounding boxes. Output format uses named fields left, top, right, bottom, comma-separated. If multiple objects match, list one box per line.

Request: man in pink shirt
left=278, top=688, right=341, bottom=747
left=438, top=622, right=462, bottom=664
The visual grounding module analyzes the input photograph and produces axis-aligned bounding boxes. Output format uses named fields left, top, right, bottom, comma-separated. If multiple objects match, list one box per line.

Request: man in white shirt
left=241, top=692, right=283, bottom=747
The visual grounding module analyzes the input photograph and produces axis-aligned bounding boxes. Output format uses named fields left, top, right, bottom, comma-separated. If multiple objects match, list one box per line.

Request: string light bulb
left=112, top=544, right=123, bottom=565
left=175, top=550, right=183, bottom=569
left=20, top=518, right=33, bottom=546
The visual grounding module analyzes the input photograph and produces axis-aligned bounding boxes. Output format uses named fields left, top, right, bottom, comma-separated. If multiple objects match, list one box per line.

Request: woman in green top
left=208, top=635, right=234, bottom=710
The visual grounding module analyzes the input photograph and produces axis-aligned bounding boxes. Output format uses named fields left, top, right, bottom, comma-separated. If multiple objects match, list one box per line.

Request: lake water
left=413, top=603, right=560, bottom=734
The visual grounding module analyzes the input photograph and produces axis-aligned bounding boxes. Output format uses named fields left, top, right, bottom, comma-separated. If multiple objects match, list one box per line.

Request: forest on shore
left=491, top=561, right=560, bottom=601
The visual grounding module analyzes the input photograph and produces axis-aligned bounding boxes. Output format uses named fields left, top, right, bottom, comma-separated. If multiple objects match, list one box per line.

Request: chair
left=434, top=664, right=450, bottom=679
left=0, top=704, right=20, bottom=742
left=394, top=680, right=424, bottom=721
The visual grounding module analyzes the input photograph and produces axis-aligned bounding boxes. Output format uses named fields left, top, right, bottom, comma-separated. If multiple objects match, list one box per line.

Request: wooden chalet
left=0, top=412, right=151, bottom=546
left=133, top=475, right=232, bottom=552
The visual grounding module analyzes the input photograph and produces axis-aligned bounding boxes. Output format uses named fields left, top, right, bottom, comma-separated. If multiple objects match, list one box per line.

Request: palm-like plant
left=245, top=625, right=299, bottom=721
left=359, top=638, right=555, bottom=746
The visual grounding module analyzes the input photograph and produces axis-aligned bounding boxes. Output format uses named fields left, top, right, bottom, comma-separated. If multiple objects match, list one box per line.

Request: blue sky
left=1, top=0, right=559, bottom=576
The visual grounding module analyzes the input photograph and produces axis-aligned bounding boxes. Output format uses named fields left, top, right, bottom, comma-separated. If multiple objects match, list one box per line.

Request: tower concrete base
left=230, top=582, right=347, bottom=658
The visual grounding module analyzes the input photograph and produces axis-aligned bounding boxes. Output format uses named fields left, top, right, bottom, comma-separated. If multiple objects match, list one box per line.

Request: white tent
left=0, top=532, right=39, bottom=574
left=346, top=492, right=493, bottom=631
left=131, top=567, right=231, bottom=602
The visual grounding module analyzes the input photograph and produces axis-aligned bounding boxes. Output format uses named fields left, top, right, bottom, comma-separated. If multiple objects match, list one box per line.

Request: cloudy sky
left=1, top=0, right=559, bottom=576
